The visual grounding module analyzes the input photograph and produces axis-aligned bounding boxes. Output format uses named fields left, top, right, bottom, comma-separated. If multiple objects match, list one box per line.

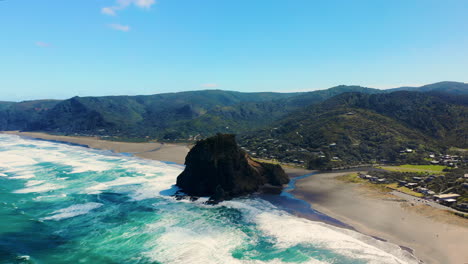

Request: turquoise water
left=0, top=134, right=418, bottom=264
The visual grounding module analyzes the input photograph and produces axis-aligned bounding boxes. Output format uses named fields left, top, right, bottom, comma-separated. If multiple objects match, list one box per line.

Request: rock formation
left=176, top=133, right=289, bottom=203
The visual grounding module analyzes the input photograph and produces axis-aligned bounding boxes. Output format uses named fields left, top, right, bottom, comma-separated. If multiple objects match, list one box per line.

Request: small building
left=377, top=178, right=387, bottom=184
left=406, top=149, right=414, bottom=153
left=441, top=198, right=457, bottom=204
left=424, top=177, right=434, bottom=183
left=405, top=183, right=418, bottom=188
left=412, top=177, right=423, bottom=181
left=398, top=180, right=407, bottom=186
left=434, top=194, right=460, bottom=202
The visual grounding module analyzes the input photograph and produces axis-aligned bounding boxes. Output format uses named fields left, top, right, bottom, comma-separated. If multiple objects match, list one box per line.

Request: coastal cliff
left=176, top=133, right=289, bottom=202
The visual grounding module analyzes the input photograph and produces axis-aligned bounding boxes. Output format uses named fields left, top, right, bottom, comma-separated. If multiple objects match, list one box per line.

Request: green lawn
left=378, top=164, right=447, bottom=174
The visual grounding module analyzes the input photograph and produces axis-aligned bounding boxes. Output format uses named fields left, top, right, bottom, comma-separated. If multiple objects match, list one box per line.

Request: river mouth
left=256, top=172, right=353, bottom=229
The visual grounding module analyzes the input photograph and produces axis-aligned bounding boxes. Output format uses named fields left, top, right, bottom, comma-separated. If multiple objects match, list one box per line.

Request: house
left=441, top=199, right=458, bottom=204
left=377, top=178, right=387, bottom=184
left=369, top=176, right=380, bottom=182
left=424, top=176, right=435, bottom=183
left=434, top=194, right=460, bottom=202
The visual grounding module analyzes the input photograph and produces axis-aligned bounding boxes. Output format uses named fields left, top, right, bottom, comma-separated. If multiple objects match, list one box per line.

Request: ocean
left=0, top=134, right=419, bottom=264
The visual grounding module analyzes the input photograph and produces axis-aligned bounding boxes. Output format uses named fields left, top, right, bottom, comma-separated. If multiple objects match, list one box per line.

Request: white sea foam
left=0, top=153, right=38, bottom=168
left=42, top=202, right=103, bottom=221
left=34, top=194, right=68, bottom=201
left=224, top=199, right=419, bottom=264
left=144, top=213, right=328, bottom=264
left=9, top=174, right=36, bottom=179
left=14, top=183, right=63, bottom=194
left=85, top=176, right=151, bottom=194
left=25, top=180, right=46, bottom=187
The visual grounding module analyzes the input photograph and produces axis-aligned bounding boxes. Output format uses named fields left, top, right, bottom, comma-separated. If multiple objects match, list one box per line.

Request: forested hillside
left=1, top=82, right=467, bottom=157
left=239, top=91, right=468, bottom=168
left=0, top=85, right=382, bottom=140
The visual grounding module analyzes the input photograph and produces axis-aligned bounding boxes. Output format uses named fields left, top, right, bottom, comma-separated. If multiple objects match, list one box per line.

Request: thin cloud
left=109, top=23, right=131, bottom=32
left=35, top=42, right=51, bottom=48
left=201, top=83, right=219, bottom=88
left=101, top=7, right=117, bottom=16
left=101, top=0, right=156, bottom=16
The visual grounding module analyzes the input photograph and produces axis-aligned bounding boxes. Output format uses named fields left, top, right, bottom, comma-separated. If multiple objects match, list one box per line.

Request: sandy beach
left=292, top=171, right=468, bottom=264
left=3, top=131, right=468, bottom=263
left=1, top=131, right=190, bottom=165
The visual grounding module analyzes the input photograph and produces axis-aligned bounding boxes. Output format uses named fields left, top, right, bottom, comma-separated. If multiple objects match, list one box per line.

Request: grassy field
left=378, top=164, right=447, bottom=174
left=337, top=173, right=366, bottom=183
left=337, top=173, right=390, bottom=192
left=386, top=183, right=424, bottom=197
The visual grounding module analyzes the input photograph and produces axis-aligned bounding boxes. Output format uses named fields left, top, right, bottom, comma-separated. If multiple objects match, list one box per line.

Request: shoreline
left=4, top=131, right=464, bottom=263
left=292, top=171, right=468, bottom=264
left=1, top=131, right=190, bottom=165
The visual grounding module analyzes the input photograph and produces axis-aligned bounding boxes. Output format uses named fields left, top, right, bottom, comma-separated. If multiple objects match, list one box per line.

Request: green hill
left=239, top=91, right=468, bottom=168
left=1, top=82, right=467, bottom=149
left=164, top=85, right=382, bottom=138
left=0, top=100, right=61, bottom=131
left=389, top=81, right=468, bottom=95
left=0, top=86, right=382, bottom=140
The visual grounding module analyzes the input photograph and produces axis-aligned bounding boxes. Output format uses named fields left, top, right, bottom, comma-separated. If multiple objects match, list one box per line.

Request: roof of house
left=443, top=199, right=458, bottom=203
left=434, top=194, right=460, bottom=199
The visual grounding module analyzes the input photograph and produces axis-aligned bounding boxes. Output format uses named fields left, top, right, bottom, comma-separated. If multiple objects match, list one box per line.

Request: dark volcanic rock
left=176, top=133, right=289, bottom=202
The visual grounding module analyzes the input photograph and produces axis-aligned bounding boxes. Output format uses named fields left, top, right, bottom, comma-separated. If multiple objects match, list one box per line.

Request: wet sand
left=292, top=171, right=468, bottom=264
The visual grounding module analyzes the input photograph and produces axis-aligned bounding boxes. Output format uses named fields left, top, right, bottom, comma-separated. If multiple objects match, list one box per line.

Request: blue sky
left=1, top=0, right=467, bottom=101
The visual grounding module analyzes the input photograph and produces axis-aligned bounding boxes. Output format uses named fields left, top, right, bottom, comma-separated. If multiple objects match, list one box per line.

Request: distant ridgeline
left=1, top=81, right=467, bottom=168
